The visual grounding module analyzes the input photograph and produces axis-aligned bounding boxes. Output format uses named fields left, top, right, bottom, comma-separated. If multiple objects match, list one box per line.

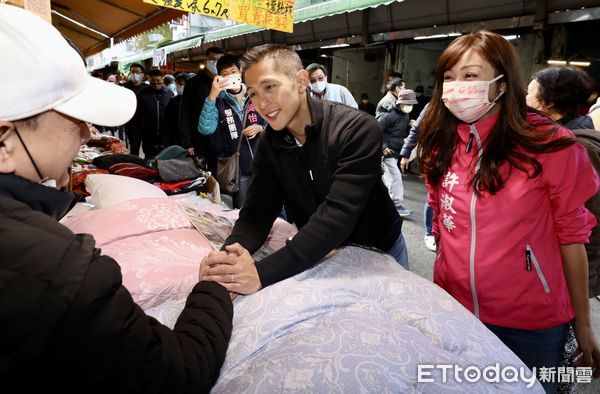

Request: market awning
left=114, top=35, right=203, bottom=65
left=203, top=0, right=398, bottom=43
left=49, top=0, right=185, bottom=56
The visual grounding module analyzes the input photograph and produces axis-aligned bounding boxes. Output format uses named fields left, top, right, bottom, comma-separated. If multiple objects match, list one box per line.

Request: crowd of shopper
left=3, top=3, right=600, bottom=392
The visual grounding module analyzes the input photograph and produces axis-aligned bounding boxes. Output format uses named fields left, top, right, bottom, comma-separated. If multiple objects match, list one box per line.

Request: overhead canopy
left=50, top=0, right=185, bottom=56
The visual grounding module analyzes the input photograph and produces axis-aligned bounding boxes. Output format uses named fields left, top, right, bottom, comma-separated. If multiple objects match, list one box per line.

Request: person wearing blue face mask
left=306, top=63, right=358, bottom=108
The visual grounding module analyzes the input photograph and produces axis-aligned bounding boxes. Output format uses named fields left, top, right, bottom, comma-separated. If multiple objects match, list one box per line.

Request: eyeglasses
left=309, top=76, right=326, bottom=83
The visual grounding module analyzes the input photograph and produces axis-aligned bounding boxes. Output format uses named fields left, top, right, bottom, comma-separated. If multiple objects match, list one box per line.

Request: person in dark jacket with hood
left=200, top=44, right=408, bottom=297
left=0, top=5, right=233, bottom=392
left=161, top=72, right=189, bottom=147
left=136, top=69, right=174, bottom=158
left=378, top=89, right=418, bottom=218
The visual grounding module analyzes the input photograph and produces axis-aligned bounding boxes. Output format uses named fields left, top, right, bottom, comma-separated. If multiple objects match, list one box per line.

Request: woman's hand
left=242, top=124, right=264, bottom=139
left=574, top=323, right=600, bottom=378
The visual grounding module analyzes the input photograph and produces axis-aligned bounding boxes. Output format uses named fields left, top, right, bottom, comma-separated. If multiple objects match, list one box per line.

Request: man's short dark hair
left=175, top=72, right=188, bottom=83
left=306, top=63, right=328, bottom=77
left=217, top=54, right=240, bottom=75
left=414, top=85, right=425, bottom=94
left=130, top=63, right=145, bottom=73
left=148, top=69, right=163, bottom=77
left=206, top=46, right=226, bottom=57
left=389, top=79, right=405, bottom=91
left=388, top=71, right=402, bottom=80
left=240, top=44, right=303, bottom=80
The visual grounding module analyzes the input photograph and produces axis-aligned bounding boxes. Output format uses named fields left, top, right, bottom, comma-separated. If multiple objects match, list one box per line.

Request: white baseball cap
left=0, top=4, right=136, bottom=126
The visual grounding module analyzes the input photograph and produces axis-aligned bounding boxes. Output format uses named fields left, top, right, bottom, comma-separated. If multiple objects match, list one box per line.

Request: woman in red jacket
left=417, top=30, right=600, bottom=392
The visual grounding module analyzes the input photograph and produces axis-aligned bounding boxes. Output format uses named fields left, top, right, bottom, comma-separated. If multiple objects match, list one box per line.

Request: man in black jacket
left=178, top=46, right=225, bottom=167
left=161, top=72, right=188, bottom=147
left=135, top=69, right=174, bottom=158
left=0, top=5, right=232, bottom=392
left=122, top=62, right=149, bottom=155
left=200, top=44, right=408, bottom=296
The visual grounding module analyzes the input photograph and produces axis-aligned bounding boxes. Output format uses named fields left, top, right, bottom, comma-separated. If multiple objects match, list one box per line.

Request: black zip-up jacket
left=136, top=87, right=174, bottom=151
left=178, top=70, right=213, bottom=157
left=0, top=174, right=233, bottom=393
left=378, top=108, right=410, bottom=157
left=224, top=97, right=403, bottom=287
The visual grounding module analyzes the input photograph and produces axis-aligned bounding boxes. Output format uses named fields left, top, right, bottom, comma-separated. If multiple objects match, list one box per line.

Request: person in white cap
left=377, top=89, right=418, bottom=217
left=0, top=4, right=232, bottom=392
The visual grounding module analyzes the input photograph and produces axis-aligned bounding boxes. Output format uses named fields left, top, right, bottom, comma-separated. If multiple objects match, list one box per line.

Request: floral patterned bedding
left=63, top=195, right=541, bottom=392
left=61, top=196, right=297, bottom=309
left=147, top=247, right=543, bottom=393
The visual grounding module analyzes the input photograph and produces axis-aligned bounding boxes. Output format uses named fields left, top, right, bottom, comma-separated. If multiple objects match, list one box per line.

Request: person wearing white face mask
left=377, top=89, right=418, bottom=219
left=197, top=54, right=267, bottom=208
left=162, top=72, right=189, bottom=148
left=163, top=74, right=177, bottom=96
left=122, top=63, right=149, bottom=155
left=306, top=63, right=357, bottom=108
left=417, top=30, right=600, bottom=392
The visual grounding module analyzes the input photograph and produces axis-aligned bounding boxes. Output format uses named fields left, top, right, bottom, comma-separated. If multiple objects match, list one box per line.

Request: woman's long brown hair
left=417, top=31, right=574, bottom=195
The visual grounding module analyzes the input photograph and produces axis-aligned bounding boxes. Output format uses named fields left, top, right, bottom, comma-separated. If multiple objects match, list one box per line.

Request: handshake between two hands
left=199, top=243, right=262, bottom=300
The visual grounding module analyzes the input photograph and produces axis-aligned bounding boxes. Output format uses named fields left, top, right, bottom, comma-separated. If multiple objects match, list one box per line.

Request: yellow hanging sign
left=143, top=0, right=294, bottom=33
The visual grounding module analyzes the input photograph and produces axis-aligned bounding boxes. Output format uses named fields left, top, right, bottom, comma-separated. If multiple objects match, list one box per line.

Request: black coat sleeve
left=179, top=73, right=212, bottom=154
left=46, top=251, right=233, bottom=394
left=378, top=111, right=393, bottom=149
left=228, top=112, right=384, bottom=288
left=178, top=77, right=200, bottom=150
left=223, top=133, right=284, bottom=254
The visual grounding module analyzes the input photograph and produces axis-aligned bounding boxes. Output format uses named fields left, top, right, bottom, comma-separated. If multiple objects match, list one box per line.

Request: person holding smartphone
left=198, top=54, right=266, bottom=208
left=200, top=44, right=407, bottom=299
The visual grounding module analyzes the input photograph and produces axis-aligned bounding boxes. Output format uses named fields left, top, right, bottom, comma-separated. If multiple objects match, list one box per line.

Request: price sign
left=144, top=0, right=294, bottom=33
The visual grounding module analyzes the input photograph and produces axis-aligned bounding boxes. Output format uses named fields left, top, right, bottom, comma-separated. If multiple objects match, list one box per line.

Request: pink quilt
left=62, top=197, right=297, bottom=309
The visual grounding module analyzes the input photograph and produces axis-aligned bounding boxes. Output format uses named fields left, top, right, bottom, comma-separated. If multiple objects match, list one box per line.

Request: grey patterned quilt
left=146, top=246, right=543, bottom=393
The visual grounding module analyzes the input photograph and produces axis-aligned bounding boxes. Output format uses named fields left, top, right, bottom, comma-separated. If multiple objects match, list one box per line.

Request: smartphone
left=219, top=75, right=242, bottom=90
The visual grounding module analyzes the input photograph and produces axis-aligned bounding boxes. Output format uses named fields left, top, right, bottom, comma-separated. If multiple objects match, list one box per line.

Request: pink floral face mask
left=442, top=74, right=504, bottom=123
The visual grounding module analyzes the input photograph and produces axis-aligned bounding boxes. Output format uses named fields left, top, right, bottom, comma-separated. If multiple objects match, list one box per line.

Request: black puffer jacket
left=0, top=174, right=233, bottom=393
left=224, top=97, right=403, bottom=288
left=377, top=109, right=411, bottom=157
